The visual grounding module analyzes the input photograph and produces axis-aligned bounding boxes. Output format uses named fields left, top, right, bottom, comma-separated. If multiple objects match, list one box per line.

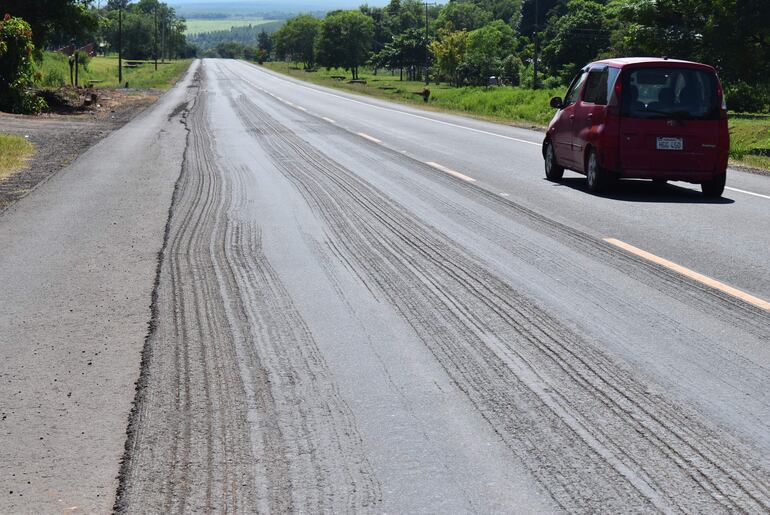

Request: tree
left=437, top=2, right=491, bottom=32
left=518, top=0, right=560, bottom=36
left=466, top=20, right=516, bottom=61
left=257, top=29, right=272, bottom=54
left=1, top=0, right=97, bottom=53
left=0, top=15, right=46, bottom=113
left=315, top=10, right=375, bottom=80
left=216, top=41, right=245, bottom=59
left=429, top=27, right=468, bottom=85
left=541, top=0, right=610, bottom=81
left=372, top=27, right=427, bottom=80
left=99, top=1, right=189, bottom=59
left=273, top=14, right=321, bottom=68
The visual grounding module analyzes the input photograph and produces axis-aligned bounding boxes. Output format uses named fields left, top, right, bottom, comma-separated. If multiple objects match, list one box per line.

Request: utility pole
left=533, top=0, right=539, bottom=89
left=161, top=16, right=165, bottom=63
left=118, top=4, right=123, bottom=84
left=154, top=4, right=158, bottom=71
left=423, top=2, right=435, bottom=85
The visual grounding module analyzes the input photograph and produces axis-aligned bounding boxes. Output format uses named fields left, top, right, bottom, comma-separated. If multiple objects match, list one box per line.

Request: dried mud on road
left=0, top=89, right=160, bottom=212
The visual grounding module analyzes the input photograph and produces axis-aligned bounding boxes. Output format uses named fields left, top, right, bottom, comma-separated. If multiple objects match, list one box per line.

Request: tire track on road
left=234, top=93, right=770, bottom=513
left=117, top=65, right=380, bottom=513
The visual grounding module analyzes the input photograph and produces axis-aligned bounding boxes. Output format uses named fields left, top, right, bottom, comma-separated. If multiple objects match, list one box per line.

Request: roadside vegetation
left=0, top=135, right=35, bottom=180
left=1, top=0, right=193, bottom=114
left=36, top=52, right=192, bottom=90
left=728, top=116, right=770, bottom=170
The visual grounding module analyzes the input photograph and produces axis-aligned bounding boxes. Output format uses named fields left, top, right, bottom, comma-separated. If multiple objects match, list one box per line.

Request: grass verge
left=0, top=135, right=35, bottom=180
left=37, top=52, right=193, bottom=90
left=262, top=61, right=770, bottom=172
left=727, top=114, right=770, bottom=171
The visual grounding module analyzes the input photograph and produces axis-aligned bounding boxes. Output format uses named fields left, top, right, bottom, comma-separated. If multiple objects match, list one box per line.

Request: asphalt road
left=4, top=59, right=770, bottom=512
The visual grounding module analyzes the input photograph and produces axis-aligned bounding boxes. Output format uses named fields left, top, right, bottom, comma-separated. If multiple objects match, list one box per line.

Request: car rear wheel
left=544, top=140, right=564, bottom=181
left=586, top=149, right=607, bottom=193
left=701, top=172, right=726, bottom=198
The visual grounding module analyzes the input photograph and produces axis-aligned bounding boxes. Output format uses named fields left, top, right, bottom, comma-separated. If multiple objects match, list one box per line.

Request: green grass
left=185, top=17, right=274, bottom=35
left=264, top=62, right=770, bottom=171
left=36, top=52, right=193, bottom=90
left=727, top=114, right=770, bottom=170
left=0, top=134, right=35, bottom=180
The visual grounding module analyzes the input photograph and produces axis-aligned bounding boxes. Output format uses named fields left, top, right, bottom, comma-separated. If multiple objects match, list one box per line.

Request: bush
left=724, top=82, right=770, bottom=114
left=0, top=15, right=47, bottom=113
left=501, top=55, right=521, bottom=86
left=41, top=68, right=65, bottom=87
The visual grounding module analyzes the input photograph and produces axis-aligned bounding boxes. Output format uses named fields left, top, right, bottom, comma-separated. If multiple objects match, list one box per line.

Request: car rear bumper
left=617, top=168, right=723, bottom=183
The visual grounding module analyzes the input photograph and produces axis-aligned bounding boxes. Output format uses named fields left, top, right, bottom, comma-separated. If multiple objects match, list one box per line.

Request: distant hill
left=187, top=21, right=285, bottom=50
left=173, top=1, right=389, bottom=19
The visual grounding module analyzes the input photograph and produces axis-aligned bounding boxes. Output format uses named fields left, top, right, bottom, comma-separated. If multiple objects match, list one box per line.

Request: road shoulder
left=0, top=61, right=200, bottom=514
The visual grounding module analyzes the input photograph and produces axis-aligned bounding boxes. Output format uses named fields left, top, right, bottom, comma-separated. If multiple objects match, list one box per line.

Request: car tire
left=544, top=140, right=564, bottom=181
left=586, top=149, right=607, bottom=193
left=701, top=172, right=726, bottom=198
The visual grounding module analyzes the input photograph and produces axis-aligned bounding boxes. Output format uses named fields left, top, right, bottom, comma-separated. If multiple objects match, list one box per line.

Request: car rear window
left=621, top=67, right=719, bottom=120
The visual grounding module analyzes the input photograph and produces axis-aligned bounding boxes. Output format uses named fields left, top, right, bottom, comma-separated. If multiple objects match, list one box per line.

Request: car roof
left=590, top=57, right=715, bottom=71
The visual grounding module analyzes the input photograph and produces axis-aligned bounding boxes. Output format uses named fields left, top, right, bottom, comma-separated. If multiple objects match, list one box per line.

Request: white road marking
left=499, top=193, right=510, bottom=197
left=604, top=238, right=770, bottom=312
left=322, top=117, right=336, bottom=124
left=726, top=186, right=770, bottom=200
left=243, top=62, right=541, bottom=147
left=426, top=162, right=477, bottom=182
left=295, top=105, right=307, bottom=112
left=358, top=133, right=382, bottom=144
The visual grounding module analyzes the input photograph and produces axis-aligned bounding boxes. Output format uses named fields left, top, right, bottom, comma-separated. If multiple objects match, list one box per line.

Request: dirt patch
left=0, top=88, right=161, bottom=213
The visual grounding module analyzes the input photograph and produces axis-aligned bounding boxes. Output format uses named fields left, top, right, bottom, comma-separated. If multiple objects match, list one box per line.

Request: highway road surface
left=2, top=59, right=770, bottom=513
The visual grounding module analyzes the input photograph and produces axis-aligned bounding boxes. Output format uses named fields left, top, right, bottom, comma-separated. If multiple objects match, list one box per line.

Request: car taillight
left=717, top=84, right=728, bottom=119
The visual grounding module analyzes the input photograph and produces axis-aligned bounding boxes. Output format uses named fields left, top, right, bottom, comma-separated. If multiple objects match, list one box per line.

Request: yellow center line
left=357, top=133, right=382, bottom=144
left=426, top=161, right=477, bottom=182
left=604, top=238, right=770, bottom=312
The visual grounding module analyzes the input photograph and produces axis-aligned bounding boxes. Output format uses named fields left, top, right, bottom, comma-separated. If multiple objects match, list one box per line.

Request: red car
left=543, top=57, right=729, bottom=197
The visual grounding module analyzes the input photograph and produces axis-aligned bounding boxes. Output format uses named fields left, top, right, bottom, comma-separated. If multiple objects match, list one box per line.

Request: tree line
left=264, top=0, right=770, bottom=112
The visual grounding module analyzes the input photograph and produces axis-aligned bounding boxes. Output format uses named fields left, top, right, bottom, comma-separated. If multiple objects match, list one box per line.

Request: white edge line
left=295, top=105, right=307, bottom=112
left=358, top=133, right=382, bottom=144
left=322, top=117, right=336, bottom=124
left=241, top=62, right=541, bottom=147
left=426, top=162, right=476, bottom=182
left=725, top=186, right=770, bottom=200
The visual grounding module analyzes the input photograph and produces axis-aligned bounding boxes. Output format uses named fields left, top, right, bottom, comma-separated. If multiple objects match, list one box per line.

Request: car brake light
left=717, top=84, right=728, bottom=119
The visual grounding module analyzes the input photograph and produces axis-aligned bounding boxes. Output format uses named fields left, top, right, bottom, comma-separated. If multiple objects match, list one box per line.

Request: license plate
left=657, top=137, right=683, bottom=150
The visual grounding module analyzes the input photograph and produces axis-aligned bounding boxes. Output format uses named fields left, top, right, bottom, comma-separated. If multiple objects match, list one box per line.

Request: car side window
left=564, top=71, right=588, bottom=106
left=583, top=68, right=609, bottom=105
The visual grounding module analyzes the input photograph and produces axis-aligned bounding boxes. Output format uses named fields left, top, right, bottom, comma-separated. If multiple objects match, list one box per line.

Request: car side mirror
left=550, top=96, right=564, bottom=109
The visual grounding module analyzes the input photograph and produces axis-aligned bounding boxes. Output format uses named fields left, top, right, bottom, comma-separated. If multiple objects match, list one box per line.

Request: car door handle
left=587, top=113, right=593, bottom=118
left=569, top=115, right=575, bottom=120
